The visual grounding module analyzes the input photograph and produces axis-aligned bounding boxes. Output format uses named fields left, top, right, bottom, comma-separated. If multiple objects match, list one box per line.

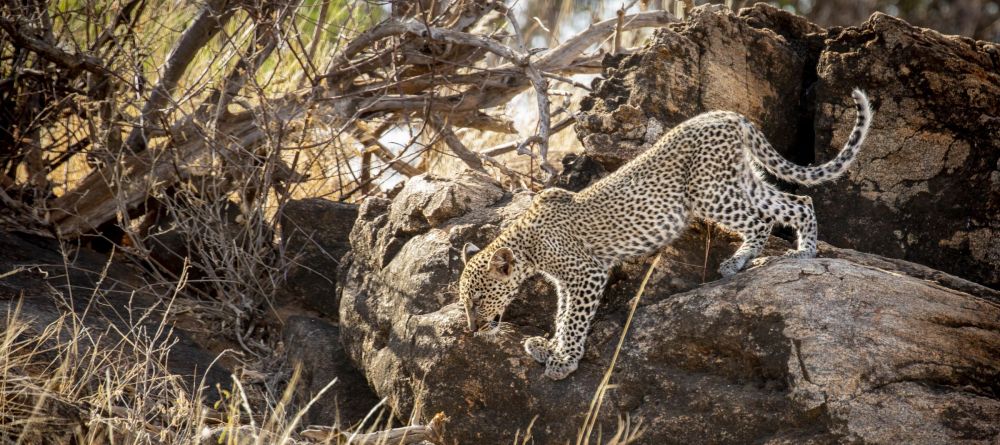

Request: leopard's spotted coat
left=459, top=90, right=874, bottom=380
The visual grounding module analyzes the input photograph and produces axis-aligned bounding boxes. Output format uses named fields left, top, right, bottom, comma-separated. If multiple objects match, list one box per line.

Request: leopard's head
left=458, top=242, right=521, bottom=334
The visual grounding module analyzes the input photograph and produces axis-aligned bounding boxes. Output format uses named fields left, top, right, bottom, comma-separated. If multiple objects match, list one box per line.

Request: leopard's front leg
left=524, top=285, right=566, bottom=364
left=526, top=268, right=608, bottom=380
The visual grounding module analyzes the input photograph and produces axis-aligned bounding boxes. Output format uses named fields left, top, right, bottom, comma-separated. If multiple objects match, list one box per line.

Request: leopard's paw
left=781, top=248, right=816, bottom=259
left=544, top=353, right=579, bottom=380
left=718, top=256, right=746, bottom=277
left=523, top=336, right=551, bottom=364
left=748, top=255, right=775, bottom=268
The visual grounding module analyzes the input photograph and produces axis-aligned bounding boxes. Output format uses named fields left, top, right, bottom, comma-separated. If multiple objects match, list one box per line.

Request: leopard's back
left=539, top=111, right=749, bottom=262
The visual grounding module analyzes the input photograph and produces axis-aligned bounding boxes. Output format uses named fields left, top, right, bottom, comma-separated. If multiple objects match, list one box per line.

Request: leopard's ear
left=462, top=243, right=481, bottom=264
left=489, top=247, right=515, bottom=279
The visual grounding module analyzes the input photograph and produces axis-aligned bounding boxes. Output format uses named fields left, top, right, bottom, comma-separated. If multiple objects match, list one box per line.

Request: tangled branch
left=2, top=0, right=675, bottom=237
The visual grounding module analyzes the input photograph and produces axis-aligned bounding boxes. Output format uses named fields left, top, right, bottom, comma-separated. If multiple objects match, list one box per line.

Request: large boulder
left=278, top=198, right=359, bottom=316
left=338, top=173, right=1000, bottom=444
left=810, top=13, right=1000, bottom=290
left=574, top=4, right=1000, bottom=289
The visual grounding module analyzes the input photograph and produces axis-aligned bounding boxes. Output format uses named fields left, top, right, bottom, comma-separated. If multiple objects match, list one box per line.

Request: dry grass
left=0, top=251, right=411, bottom=445
left=0, top=272, right=211, bottom=444
left=574, top=254, right=660, bottom=445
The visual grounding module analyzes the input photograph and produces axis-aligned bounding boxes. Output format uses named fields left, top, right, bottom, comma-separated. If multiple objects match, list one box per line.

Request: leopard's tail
left=740, top=89, right=873, bottom=186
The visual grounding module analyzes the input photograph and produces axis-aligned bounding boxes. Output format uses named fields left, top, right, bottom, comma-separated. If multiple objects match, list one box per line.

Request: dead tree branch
left=348, top=120, right=423, bottom=177
left=123, top=0, right=236, bottom=152
left=36, top=2, right=676, bottom=236
left=0, top=16, right=113, bottom=77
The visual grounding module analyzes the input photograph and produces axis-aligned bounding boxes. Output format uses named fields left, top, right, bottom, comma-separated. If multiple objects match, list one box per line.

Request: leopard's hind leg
left=718, top=221, right=772, bottom=277
left=700, top=183, right=774, bottom=277
left=754, top=187, right=818, bottom=262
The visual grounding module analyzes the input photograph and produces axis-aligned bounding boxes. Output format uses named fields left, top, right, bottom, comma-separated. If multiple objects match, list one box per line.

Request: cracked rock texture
left=338, top=173, right=1000, bottom=444
left=811, top=13, right=1000, bottom=290
left=575, top=4, right=1000, bottom=289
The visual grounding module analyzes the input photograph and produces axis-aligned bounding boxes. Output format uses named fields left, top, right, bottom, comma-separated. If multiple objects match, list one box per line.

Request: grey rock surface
left=0, top=232, right=230, bottom=394
left=338, top=173, right=1000, bottom=444
left=282, top=315, right=381, bottom=427
left=810, top=13, right=1000, bottom=290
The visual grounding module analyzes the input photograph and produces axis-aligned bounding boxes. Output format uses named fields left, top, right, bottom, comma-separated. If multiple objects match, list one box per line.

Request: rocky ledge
left=335, top=171, right=1000, bottom=444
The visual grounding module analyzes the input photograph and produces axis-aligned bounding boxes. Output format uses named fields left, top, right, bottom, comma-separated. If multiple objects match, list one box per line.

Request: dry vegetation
left=0, top=0, right=678, bottom=442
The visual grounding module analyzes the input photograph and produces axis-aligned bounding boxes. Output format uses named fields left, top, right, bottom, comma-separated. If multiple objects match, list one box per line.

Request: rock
left=278, top=199, right=359, bottom=316
left=338, top=173, right=1000, bottom=444
left=576, top=4, right=821, bottom=170
left=614, top=256, right=999, bottom=444
left=573, top=4, right=1000, bottom=288
left=347, top=170, right=507, bottom=274
left=0, top=231, right=230, bottom=394
left=810, top=13, right=1000, bottom=289
left=282, top=316, right=381, bottom=427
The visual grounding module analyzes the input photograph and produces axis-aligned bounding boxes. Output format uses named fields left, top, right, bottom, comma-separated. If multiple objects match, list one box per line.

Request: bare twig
left=429, top=116, right=486, bottom=172
left=702, top=223, right=712, bottom=283
left=429, top=115, right=535, bottom=187
left=483, top=116, right=576, bottom=157
left=537, top=10, right=674, bottom=70
left=543, top=72, right=593, bottom=91
left=299, top=0, right=333, bottom=87
left=504, top=8, right=557, bottom=179
left=349, top=120, right=423, bottom=177
left=211, top=0, right=302, bottom=129
left=0, top=16, right=113, bottom=77
left=614, top=6, right=625, bottom=55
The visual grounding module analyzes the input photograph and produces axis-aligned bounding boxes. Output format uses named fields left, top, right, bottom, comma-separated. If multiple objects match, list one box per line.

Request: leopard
left=458, top=89, right=873, bottom=380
